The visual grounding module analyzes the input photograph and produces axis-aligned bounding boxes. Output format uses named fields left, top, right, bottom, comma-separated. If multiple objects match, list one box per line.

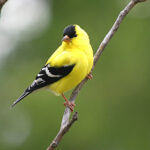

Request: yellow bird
left=12, top=24, right=93, bottom=111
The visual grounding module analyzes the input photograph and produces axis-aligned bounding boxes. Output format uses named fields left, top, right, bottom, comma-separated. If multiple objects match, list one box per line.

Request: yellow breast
left=48, top=46, right=93, bottom=95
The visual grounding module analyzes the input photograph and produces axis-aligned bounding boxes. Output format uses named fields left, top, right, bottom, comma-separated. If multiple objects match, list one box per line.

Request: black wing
left=12, top=64, right=75, bottom=107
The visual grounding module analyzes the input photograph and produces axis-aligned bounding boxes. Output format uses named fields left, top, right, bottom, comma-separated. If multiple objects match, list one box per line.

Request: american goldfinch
left=12, top=24, right=93, bottom=111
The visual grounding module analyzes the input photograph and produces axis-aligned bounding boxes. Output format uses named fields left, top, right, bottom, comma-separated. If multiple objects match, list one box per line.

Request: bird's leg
left=87, top=72, right=93, bottom=80
left=62, top=93, right=75, bottom=112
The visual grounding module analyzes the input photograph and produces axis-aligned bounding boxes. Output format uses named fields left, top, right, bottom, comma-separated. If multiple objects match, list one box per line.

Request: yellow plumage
left=47, top=25, right=93, bottom=95
left=12, top=24, right=93, bottom=111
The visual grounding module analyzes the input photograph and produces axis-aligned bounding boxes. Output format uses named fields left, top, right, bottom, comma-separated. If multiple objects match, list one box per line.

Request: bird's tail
left=11, top=88, right=32, bottom=107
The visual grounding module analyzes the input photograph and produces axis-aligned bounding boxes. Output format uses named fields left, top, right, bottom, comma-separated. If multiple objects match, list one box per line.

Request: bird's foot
left=64, top=101, right=75, bottom=112
left=62, top=93, right=75, bottom=112
left=87, top=72, right=93, bottom=80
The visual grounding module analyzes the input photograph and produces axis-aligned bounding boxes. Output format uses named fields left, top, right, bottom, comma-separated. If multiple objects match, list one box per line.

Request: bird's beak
left=62, top=35, right=71, bottom=42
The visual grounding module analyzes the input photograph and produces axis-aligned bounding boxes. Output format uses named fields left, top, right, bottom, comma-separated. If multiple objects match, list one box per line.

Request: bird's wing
left=29, top=63, right=75, bottom=91
left=12, top=50, right=76, bottom=107
left=12, top=63, right=75, bottom=107
left=31, top=50, right=76, bottom=91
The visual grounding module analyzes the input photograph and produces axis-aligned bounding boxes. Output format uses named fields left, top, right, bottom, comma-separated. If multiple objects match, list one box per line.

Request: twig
left=0, top=0, right=7, bottom=11
left=47, top=112, right=78, bottom=150
left=47, top=0, right=147, bottom=149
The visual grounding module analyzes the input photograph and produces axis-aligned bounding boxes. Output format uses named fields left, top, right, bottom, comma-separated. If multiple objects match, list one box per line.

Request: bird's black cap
left=63, top=25, right=77, bottom=38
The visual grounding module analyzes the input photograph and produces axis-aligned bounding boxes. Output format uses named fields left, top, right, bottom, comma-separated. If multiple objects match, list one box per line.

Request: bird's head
left=62, top=24, right=90, bottom=47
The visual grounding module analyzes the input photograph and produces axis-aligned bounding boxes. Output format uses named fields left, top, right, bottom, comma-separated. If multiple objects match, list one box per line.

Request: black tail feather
left=11, top=89, right=32, bottom=107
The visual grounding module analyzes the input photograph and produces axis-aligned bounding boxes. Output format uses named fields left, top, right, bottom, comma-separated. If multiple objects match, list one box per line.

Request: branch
left=0, top=0, right=7, bottom=12
left=47, top=0, right=147, bottom=149
left=47, top=112, right=78, bottom=150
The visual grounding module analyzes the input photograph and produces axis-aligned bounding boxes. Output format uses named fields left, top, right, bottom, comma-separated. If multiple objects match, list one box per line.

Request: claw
left=62, top=93, right=75, bottom=112
left=87, top=72, right=93, bottom=80
left=64, top=101, right=75, bottom=112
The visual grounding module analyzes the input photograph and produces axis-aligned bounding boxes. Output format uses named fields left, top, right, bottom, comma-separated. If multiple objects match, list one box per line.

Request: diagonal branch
left=47, top=0, right=147, bottom=149
left=47, top=112, right=78, bottom=150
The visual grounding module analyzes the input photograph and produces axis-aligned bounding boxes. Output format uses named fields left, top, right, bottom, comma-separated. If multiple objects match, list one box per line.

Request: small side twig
left=47, top=0, right=147, bottom=149
left=0, top=0, right=7, bottom=11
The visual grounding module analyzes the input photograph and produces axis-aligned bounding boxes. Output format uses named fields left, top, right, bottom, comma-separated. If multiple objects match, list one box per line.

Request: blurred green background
left=0, top=0, right=150, bottom=150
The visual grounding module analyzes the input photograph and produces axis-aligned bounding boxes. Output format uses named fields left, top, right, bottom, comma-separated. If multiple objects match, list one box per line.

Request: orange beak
left=62, top=35, right=71, bottom=42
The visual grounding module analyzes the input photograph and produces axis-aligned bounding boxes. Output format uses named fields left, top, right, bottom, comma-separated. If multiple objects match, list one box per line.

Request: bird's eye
left=63, top=25, right=77, bottom=38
